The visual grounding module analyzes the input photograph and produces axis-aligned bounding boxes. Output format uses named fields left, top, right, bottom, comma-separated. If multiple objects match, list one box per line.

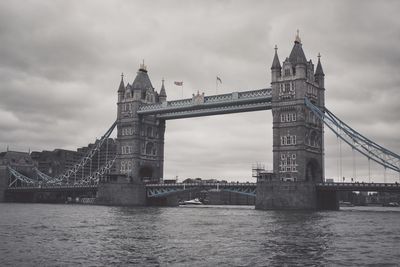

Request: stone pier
left=256, top=180, right=339, bottom=210
left=256, top=181, right=317, bottom=210
left=96, top=175, right=146, bottom=206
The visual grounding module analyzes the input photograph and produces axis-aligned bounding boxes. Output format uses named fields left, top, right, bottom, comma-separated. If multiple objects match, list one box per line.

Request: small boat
left=383, top=202, right=399, bottom=207
left=179, top=198, right=203, bottom=205
left=339, top=201, right=354, bottom=207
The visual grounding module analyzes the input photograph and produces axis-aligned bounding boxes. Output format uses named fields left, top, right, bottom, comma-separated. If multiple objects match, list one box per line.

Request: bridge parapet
left=6, top=184, right=98, bottom=191
left=317, top=182, right=400, bottom=192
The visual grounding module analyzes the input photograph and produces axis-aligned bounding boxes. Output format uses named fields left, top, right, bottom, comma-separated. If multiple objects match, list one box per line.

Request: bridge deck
left=6, top=182, right=400, bottom=194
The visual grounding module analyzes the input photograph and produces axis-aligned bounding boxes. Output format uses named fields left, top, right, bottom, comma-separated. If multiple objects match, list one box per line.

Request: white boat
left=179, top=198, right=203, bottom=205
left=339, top=201, right=354, bottom=207
left=383, top=202, right=399, bottom=207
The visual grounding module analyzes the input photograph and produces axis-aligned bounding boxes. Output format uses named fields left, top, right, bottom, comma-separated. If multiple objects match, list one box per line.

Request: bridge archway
left=139, top=166, right=153, bottom=181
left=305, top=159, right=321, bottom=182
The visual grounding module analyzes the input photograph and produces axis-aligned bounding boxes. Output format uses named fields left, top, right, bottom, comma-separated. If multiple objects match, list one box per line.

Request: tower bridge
left=1, top=32, right=399, bottom=209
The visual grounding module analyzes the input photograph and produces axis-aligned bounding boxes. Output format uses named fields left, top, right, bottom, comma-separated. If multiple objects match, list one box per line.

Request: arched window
left=147, top=127, right=153, bottom=137
left=310, top=131, right=316, bottom=147
left=121, top=161, right=126, bottom=172
left=146, top=142, right=154, bottom=154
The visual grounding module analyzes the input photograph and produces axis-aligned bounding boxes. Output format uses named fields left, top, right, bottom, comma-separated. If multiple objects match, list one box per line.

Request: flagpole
left=216, top=77, right=218, bottom=94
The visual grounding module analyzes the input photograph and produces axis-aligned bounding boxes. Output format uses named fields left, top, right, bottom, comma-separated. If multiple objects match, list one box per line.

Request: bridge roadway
left=137, top=88, right=272, bottom=119
left=5, top=182, right=400, bottom=198
left=6, top=184, right=98, bottom=193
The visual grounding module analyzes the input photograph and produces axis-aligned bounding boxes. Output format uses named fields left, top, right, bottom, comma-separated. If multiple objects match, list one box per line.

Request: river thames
left=0, top=203, right=399, bottom=266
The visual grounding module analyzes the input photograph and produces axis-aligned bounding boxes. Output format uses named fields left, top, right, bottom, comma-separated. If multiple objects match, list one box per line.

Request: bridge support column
left=0, top=166, right=7, bottom=202
left=96, top=175, right=146, bottom=206
left=256, top=181, right=317, bottom=210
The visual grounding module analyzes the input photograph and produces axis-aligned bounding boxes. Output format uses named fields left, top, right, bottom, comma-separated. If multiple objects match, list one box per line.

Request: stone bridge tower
left=97, top=63, right=166, bottom=205
left=115, top=63, right=166, bottom=183
left=271, top=32, right=325, bottom=183
left=256, top=32, right=327, bottom=210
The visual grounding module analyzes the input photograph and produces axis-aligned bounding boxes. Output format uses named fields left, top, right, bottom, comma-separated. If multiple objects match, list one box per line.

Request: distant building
left=30, top=138, right=117, bottom=179
left=0, top=151, right=34, bottom=177
left=30, top=149, right=80, bottom=177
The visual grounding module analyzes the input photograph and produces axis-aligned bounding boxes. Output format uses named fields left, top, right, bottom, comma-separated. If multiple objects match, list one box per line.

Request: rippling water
left=0, top=203, right=399, bottom=266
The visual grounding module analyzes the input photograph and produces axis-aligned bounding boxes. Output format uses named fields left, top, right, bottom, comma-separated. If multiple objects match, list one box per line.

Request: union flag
left=174, top=81, right=183, bottom=86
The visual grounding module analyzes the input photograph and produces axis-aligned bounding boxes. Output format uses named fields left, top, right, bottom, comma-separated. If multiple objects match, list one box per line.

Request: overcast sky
left=0, top=0, right=399, bottom=182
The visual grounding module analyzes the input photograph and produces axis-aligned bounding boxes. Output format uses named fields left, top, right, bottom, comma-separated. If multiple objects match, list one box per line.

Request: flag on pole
left=174, top=81, right=183, bottom=86
left=216, top=76, right=222, bottom=84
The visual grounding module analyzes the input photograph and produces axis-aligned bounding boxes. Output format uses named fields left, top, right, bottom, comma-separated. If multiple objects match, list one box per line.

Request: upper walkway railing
left=137, top=88, right=272, bottom=119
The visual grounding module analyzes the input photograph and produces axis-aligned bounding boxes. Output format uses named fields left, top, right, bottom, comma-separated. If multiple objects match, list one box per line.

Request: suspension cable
left=339, top=128, right=343, bottom=181
left=352, top=144, right=357, bottom=182
left=305, top=98, right=399, bottom=173
left=368, top=157, right=371, bottom=183
left=384, top=167, right=387, bottom=183
left=336, top=125, right=340, bottom=182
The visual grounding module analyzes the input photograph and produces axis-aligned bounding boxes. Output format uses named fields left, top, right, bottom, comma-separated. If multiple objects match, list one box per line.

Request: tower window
left=284, top=83, right=290, bottom=93
left=147, top=127, right=153, bottom=137
left=281, top=134, right=296, bottom=146
left=284, top=69, right=290, bottom=76
left=146, top=142, right=154, bottom=155
left=279, top=153, right=297, bottom=173
left=120, top=160, right=132, bottom=172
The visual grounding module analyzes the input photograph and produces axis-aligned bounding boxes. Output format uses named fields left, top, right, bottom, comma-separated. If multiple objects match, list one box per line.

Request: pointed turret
left=271, top=45, right=281, bottom=70
left=118, top=73, right=125, bottom=102
left=159, top=79, right=167, bottom=103
left=271, top=45, right=282, bottom=83
left=315, top=53, right=324, bottom=76
left=118, top=73, right=125, bottom=93
left=289, top=30, right=307, bottom=65
left=132, top=61, right=153, bottom=92
left=315, top=53, right=325, bottom=88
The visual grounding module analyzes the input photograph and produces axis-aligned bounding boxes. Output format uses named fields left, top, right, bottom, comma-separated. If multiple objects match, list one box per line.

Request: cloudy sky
left=1, top=0, right=399, bottom=182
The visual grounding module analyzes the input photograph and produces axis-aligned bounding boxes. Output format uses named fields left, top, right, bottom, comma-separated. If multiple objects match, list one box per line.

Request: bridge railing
left=6, top=184, right=98, bottom=190
left=145, top=182, right=257, bottom=188
left=318, top=182, right=400, bottom=187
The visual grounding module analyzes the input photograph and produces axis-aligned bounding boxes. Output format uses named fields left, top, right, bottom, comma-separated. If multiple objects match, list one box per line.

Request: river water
left=0, top=204, right=399, bottom=266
